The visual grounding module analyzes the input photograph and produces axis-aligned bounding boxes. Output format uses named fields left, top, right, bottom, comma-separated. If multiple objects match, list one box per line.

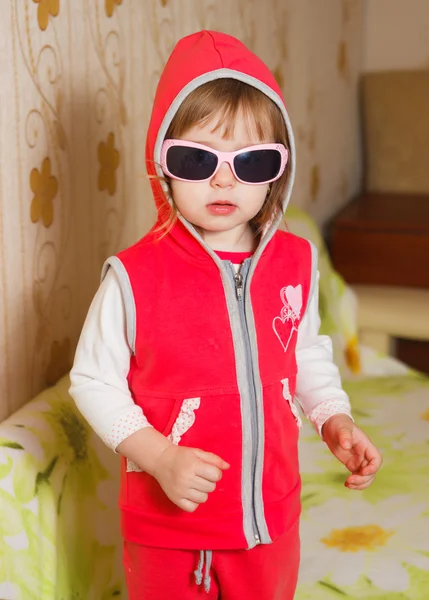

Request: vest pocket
left=166, top=397, right=201, bottom=445
left=262, top=378, right=300, bottom=504
left=280, top=377, right=302, bottom=428
left=126, top=397, right=201, bottom=472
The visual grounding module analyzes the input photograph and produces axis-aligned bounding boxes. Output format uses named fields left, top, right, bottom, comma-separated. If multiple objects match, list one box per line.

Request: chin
left=205, top=222, right=241, bottom=233
left=190, top=218, right=237, bottom=231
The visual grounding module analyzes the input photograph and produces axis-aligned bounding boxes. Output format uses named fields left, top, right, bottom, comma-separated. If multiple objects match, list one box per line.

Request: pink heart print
left=273, top=285, right=302, bottom=352
left=273, top=316, right=295, bottom=352
left=280, top=285, right=302, bottom=317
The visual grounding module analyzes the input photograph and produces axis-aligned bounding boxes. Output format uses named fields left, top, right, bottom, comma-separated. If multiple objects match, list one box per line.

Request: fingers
left=344, top=451, right=366, bottom=473
left=345, top=451, right=382, bottom=477
left=347, top=480, right=374, bottom=490
left=192, top=449, right=230, bottom=483
left=352, top=429, right=383, bottom=474
left=345, top=450, right=381, bottom=489
left=340, top=442, right=382, bottom=490
left=187, top=488, right=209, bottom=504
left=178, top=498, right=199, bottom=513
left=348, top=446, right=382, bottom=477
left=337, top=426, right=353, bottom=450
left=193, top=476, right=216, bottom=493
left=361, top=462, right=381, bottom=477
left=193, top=448, right=230, bottom=470
left=176, top=488, right=211, bottom=512
left=361, top=447, right=383, bottom=476
left=195, top=461, right=224, bottom=483
left=345, top=473, right=376, bottom=490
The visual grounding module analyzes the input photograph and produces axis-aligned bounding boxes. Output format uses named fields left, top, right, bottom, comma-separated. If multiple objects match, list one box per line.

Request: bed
left=1, top=207, right=428, bottom=599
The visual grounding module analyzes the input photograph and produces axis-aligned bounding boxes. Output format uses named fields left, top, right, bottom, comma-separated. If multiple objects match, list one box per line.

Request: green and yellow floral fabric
left=285, top=207, right=429, bottom=599
left=297, top=372, right=429, bottom=599
left=1, top=207, right=428, bottom=599
left=0, top=376, right=124, bottom=599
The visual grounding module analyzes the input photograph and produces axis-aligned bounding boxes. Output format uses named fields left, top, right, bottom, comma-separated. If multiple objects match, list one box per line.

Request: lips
left=206, top=201, right=237, bottom=215
left=208, top=200, right=235, bottom=206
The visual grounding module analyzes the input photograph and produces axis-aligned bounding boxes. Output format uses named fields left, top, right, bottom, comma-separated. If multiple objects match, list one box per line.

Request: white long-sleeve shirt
left=69, top=268, right=352, bottom=451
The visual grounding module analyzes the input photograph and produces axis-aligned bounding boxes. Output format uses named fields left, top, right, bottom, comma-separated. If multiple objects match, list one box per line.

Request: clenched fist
left=153, top=445, right=230, bottom=512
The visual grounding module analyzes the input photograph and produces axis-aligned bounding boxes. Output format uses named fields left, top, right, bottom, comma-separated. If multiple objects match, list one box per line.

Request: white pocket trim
left=126, top=397, right=201, bottom=472
left=281, top=378, right=302, bottom=428
left=126, top=458, right=143, bottom=472
left=168, top=397, right=201, bottom=445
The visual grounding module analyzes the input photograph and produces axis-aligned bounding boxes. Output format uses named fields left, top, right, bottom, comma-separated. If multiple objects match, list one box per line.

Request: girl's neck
left=199, top=224, right=258, bottom=253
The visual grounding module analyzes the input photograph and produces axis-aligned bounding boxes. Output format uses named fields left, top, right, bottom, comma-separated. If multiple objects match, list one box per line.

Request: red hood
left=145, top=30, right=296, bottom=237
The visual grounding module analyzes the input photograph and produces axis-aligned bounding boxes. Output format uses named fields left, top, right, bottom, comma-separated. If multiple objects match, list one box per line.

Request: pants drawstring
left=194, top=550, right=212, bottom=593
left=194, top=550, right=204, bottom=585
left=204, top=550, right=212, bottom=593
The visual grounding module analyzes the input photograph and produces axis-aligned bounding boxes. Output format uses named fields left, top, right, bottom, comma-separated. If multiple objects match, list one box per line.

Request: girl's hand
left=153, top=445, right=230, bottom=512
left=322, top=414, right=382, bottom=490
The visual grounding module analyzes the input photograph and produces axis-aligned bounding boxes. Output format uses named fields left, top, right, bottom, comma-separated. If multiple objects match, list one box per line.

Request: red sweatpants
left=123, top=521, right=300, bottom=600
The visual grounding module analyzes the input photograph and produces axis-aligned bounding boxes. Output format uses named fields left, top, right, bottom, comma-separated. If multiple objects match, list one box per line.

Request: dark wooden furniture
left=329, top=192, right=429, bottom=289
left=329, top=192, right=429, bottom=374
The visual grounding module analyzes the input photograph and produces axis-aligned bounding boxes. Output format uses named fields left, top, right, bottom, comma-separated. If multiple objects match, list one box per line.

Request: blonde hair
left=153, top=78, right=292, bottom=237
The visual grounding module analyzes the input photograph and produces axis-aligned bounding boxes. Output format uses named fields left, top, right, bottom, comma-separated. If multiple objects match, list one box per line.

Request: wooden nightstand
left=328, top=192, right=429, bottom=373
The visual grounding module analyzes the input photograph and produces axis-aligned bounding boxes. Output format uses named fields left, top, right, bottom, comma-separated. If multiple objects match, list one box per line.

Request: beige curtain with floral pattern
left=0, top=0, right=364, bottom=420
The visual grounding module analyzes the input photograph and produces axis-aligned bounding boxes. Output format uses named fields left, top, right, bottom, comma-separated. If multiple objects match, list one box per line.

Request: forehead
left=182, top=108, right=274, bottom=144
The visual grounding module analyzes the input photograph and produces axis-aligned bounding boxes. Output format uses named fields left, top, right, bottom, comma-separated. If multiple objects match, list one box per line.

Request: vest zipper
left=233, top=271, right=243, bottom=300
left=233, top=263, right=261, bottom=546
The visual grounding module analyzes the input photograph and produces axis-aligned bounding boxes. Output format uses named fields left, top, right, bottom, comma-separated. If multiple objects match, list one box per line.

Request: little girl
left=70, top=30, right=382, bottom=600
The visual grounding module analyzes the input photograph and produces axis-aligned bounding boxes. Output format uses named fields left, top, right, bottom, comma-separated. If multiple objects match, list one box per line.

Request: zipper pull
left=234, top=271, right=243, bottom=301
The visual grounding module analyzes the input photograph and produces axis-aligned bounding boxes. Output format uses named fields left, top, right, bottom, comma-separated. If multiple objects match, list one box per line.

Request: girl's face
left=169, top=109, right=273, bottom=251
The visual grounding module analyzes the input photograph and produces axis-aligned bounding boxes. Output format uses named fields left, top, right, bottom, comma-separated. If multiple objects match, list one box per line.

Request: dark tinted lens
left=234, top=149, right=281, bottom=183
left=166, top=146, right=218, bottom=180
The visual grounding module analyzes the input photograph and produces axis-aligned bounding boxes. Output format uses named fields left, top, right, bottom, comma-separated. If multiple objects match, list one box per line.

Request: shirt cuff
left=307, top=401, right=354, bottom=438
left=102, top=405, right=152, bottom=452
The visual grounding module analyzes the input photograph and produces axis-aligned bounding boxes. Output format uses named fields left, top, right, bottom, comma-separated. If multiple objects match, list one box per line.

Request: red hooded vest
left=104, top=31, right=315, bottom=551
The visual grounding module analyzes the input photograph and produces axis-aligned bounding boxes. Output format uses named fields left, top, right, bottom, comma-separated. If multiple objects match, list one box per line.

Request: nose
left=210, top=161, right=236, bottom=188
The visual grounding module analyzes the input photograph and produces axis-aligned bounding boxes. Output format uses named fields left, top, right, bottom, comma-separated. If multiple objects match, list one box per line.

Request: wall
left=0, top=0, right=364, bottom=420
left=363, top=0, right=429, bottom=71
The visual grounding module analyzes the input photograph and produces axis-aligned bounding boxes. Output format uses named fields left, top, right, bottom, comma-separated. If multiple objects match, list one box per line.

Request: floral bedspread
left=1, top=366, right=428, bottom=599
left=285, top=206, right=429, bottom=599
left=1, top=207, right=428, bottom=599
left=297, top=363, right=429, bottom=599
left=0, top=376, right=124, bottom=600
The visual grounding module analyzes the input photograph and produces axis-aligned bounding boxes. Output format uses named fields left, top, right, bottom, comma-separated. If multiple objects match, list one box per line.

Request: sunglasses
left=160, top=140, right=288, bottom=185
